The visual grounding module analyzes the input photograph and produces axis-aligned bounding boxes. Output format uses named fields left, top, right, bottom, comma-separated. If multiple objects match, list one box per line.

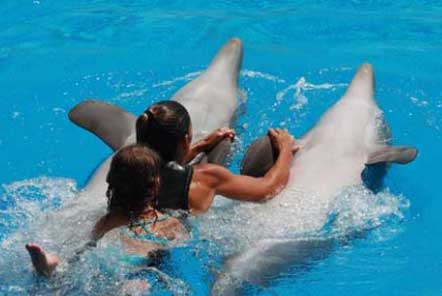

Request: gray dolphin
left=242, top=64, right=417, bottom=194
left=213, top=64, right=417, bottom=294
left=68, top=38, right=243, bottom=198
left=15, top=40, right=242, bottom=291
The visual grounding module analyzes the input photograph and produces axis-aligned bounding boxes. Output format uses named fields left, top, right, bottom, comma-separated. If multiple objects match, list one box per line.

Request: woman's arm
left=188, top=129, right=298, bottom=213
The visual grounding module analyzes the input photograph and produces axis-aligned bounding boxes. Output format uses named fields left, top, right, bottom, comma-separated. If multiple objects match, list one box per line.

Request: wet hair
left=106, top=144, right=162, bottom=219
left=136, top=101, right=191, bottom=163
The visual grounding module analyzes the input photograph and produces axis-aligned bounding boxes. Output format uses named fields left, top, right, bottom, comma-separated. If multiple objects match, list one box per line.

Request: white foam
left=197, top=185, right=408, bottom=254
left=408, top=95, right=442, bottom=135
left=152, top=71, right=202, bottom=88
left=11, top=111, right=21, bottom=119
left=115, top=88, right=148, bottom=100
left=240, top=70, right=286, bottom=83
left=0, top=176, right=153, bottom=293
left=0, top=175, right=198, bottom=294
left=410, top=96, right=429, bottom=107
left=276, top=77, right=347, bottom=110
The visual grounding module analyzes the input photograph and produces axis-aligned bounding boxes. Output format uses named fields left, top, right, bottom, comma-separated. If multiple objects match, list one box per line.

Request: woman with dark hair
left=136, top=100, right=298, bottom=214
left=135, top=100, right=235, bottom=165
left=26, top=144, right=186, bottom=277
left=94, top=144, right=185, bottom=242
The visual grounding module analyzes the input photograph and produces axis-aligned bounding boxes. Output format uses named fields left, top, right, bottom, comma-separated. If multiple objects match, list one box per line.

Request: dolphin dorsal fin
left=366, top=146, right=418, bottom=165
left=206, top=138, right=232, bottom=166
left=240, top=135, right=277, bottom=177
left=188, top=139, right=233, bottom=167
left=69, top=100, right=136, bottom=151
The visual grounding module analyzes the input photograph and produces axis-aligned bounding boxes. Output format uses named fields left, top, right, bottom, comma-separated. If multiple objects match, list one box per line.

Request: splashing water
left=276, top=77, right=347, bottom=110
left=0, top=177, right=192, bottom=295
left=197, top=185, right=408, bottom=257
left=152, top=71, right=202, bottom=88
left=241, top=70, right=286, bottom=84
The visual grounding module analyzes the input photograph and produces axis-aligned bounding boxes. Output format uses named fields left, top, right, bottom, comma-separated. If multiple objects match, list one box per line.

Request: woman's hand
left=268, top=128, right=299, bottom=154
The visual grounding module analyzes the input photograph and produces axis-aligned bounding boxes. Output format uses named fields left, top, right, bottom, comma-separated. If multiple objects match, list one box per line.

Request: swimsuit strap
left=130, top=213, right=171, bottom=237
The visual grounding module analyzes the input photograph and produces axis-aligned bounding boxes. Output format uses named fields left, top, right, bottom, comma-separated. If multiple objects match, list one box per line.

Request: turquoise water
left=1, top=1, right=441, bottom=295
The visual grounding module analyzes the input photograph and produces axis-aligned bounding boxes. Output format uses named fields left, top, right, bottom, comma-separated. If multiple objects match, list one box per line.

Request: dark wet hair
left=136, top=101, right=191, bottom=162
left=106, top=144, right=162, bottom=219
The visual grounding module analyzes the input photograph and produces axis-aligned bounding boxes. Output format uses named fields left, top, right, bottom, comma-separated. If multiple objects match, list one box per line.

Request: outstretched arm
left=188, top=129, right=297, bottom=213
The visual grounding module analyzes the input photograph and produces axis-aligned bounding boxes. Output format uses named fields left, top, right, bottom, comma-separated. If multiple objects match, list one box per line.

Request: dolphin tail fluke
left=366, top=146, right=418, bottom=165
left=69, top=100, right=136, bottom=151
left=343, top=63, right=375, bottom=101
left=240, top=135, right=277, bottom=177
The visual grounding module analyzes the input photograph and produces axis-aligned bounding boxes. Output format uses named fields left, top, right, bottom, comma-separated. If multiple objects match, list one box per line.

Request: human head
left=136, top=101, right=192, bottom=164
left=106, top=144, right=162, bottom=218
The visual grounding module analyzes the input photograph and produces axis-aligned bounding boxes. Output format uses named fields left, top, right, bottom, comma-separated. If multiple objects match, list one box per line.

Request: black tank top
left=156, top=162, right=193, bottom=210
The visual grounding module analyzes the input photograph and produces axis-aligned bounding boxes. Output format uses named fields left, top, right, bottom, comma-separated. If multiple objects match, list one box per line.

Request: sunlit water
left=1, top=1, right=441, bottom=295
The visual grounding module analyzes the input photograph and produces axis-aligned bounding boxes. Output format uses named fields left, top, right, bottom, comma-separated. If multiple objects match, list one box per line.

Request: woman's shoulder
left=193, top=163, right=233, bottom=186
left=151, top=215, right=187, bottom=241
left=93, top=213, right=127, bottom=240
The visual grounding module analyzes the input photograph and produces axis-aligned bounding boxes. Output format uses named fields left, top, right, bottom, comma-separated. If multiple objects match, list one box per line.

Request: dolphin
left=68, top=37, right=243, bottom=198
left=213, top=64, right=417, bottom=293
left=14, top=40, right=242, bottom=293
left=242, top=64, right=417, bottom=195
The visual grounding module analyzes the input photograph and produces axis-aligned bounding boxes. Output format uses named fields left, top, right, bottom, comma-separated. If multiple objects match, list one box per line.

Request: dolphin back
left=212, top=238, right=334, bottom=295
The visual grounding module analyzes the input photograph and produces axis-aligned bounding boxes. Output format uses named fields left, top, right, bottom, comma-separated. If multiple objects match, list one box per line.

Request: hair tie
left=142, top=109, right=156, bottom=121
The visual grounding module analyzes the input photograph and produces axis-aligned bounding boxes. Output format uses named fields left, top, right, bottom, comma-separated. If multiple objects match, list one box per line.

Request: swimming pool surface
left=1, top=1, right=441, bottom=295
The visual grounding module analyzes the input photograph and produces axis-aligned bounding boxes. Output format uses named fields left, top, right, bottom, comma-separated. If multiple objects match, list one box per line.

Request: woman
left=136, top=100, right=298, bottom=214
left=26, top=144, right=186, bottom=277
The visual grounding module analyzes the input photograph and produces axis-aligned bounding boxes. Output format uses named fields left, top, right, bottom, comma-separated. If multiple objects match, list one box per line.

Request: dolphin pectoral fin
left=207, top=138, right=232, bottom=167
left=240, top=135, right=277, bottom=177
left=69, top=100, right=136, bottom=151
left=366, top=146, right=418, bottom=165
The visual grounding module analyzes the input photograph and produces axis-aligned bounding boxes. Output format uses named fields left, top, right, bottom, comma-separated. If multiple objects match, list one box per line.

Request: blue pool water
left=1, top=1, right=441, bottom=295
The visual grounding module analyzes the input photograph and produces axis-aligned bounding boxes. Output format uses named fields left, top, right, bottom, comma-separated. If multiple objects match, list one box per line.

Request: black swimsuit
left=156, top=161, right=193, bottom=210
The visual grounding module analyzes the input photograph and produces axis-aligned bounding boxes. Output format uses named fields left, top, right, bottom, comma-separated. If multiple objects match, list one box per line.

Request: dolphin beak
left=343, top=63, right=375, bottom=98
left=229, top=37, right=243, bottom=49
left=226, top=37, right=244, bottom=63
left=230, top=38, right=244, bottom=74
left=205, top=38, right=244, bottom=82
left=358, top=63, right=373, bottom=77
